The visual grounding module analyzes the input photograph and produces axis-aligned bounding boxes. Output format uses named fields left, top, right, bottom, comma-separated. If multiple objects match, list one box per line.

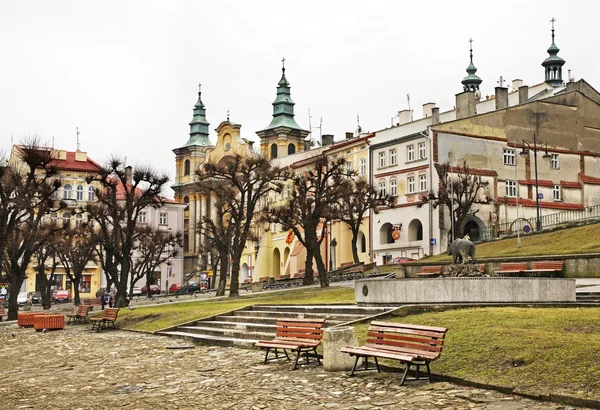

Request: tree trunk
left=36, top=272, right=53, bottom=310
left=72, top=277, right=81, bottom=306
left=145, top=273, right=152, bottom=299
left=215, top=252, right=228, bottom=297
left=313, top=244, right=329, bottom=287
left=303, top=246, right=314, bottom=286
left=351, top=228, right=360, bottom=264
left=7, top=270, right=25, bottom=321
left=229, top=252, right=240, bottom=298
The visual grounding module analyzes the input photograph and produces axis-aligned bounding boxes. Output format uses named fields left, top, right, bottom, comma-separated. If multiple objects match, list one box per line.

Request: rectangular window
left=506, top=180, right=517, bottom=197
left=359, top=158, right=366, bottom=176
left=79, top=276, right=91, bottom=293
left=407, top=176, right=415, bottom=194
left=378, top=181, right=386, bottom=196
left=407, top=145, right=415, bottom=162
left=390, top=179, right=397, bottom=196
left=418, top=142, right=426, bottom=159
left=551, top=154, right=559, bottom=170
left=389, top=149, right=397, bottom=165
left=159, top=212, right=168, bottom=225
left=553, top=185, right=562, bottom=201
left=503, top=148, right=515, bottom=166
left=138, top=211, right=147, bottom=224
left=379, top=152, right=386, bottom=168
left=419, top=174, right=427, bottom=192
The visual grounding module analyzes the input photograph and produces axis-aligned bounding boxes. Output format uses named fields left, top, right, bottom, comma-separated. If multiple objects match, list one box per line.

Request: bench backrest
left=366, top=321, right=447, bottom=355
left=75, top=304, right=91, bottom=316
left=83, top=297, right=102, bottom=306
left=531, top=261, right=563, bottom=270
left=275, top=318, right=326, bottom=342
left=259, top=277, right=269, bottom=283
left=0, top=308, right=6, bottom=316
left=420, top=266, right=442, bottom=274
left=102, top=308, right=119, bottom=321
left=278, top=274, right=290, bottom=280
left=499, top=262, right=528, bottom=270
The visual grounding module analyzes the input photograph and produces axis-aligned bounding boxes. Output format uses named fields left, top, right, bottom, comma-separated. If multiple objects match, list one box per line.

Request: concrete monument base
left=323, top=326, right=361, bottom=371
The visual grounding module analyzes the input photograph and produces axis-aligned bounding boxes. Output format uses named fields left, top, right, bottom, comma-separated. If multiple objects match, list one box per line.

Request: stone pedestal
left=323, top=326, right=361, bottom=372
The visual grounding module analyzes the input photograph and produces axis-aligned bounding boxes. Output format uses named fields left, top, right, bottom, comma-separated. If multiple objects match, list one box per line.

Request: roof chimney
left=431, top=107, right=440, bottom=125
left=518, top=85, right=529, bottom=104
left=455, top=91, right=477, bottom=119
left=495, top=86, right=508, bottom=110
left=321, top=134, right=334, bottom=147
left=512, top=79, right=524, bottom=90
left=422, top=102, right=436, bottom=118
left=345, top=132, right=354, bottom=140
left=397, top=109, right=413, bottom=125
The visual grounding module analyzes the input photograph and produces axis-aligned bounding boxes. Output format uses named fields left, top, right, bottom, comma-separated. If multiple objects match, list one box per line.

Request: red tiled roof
left=112, top=180, right=183, bottom=205
left=561, top=181, right=582, bottom=189
left=498, top=197, right=584, bottom=210
left=579, top=173, right=600, bottom=185
left=52, top=151, right=102, bottom=172
left=518, top=179, right=555, bottom=187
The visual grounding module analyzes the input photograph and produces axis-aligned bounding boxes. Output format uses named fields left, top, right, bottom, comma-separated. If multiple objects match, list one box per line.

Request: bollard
left=323, top=326, right=361, bottom=372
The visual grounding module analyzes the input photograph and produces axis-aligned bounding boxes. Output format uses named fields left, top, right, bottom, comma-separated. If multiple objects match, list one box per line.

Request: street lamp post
left=519, top=133, right=551, bottom=232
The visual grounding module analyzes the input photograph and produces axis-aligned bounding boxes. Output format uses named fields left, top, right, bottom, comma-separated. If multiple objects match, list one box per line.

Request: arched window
left=76, top=214, right=83, bottom=227
left=288, top=143, right=296, bottom=155
left=358, top=231, right=366, bottom=253
left=183, top=196, right=190, bottom=204
left=379, top=223, right=394, bottom=244
left=62, top=212, right=71, bottom=227
left=76, top=185, right=84, bottom=201
left=63, top=184, right=72, bottom=200
left=271, top=143, right=278, bottom=158
left=408, top=219, right=423, bottom=241
left=184, top=160, right=191, bottom=176
left=88, top=186, right=95, bottom=201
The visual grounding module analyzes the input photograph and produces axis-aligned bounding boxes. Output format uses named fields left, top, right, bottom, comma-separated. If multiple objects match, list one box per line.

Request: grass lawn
left=117, top=286, right=355, bottom=332
left=354, top=306, right=600, bottom=399
left=423, top=222, right=600, bottom=262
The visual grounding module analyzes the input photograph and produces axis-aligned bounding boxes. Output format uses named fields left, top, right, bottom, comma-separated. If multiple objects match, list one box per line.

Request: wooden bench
left=347, top=265, right=365, bottom=274
left=415, top=266, right=443, bottom=278
left=521, top=261, right=564, bottom=277
left=276, top=274, right=291, bottom=281
left=255, top=318, right=326, bottom=370
left=34, top=314, right=65, bottom=331
left=0, top=307, right=6, bottom=322
left=67, top=304, right=92, bottom=324
left=259, top=277, right=270, bottom=283
left=494, top=262, right=528, bottom=276
left=90, top=308, right=120, bottom=331
left=82, top=297, right=102, bottom=311
left=341, top=321, right=448, bottom=385
left=291, top=273, right=304, bottom=279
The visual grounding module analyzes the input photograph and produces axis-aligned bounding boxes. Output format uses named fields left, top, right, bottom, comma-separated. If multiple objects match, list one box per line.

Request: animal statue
left=447, top=239, right=477, bottom=265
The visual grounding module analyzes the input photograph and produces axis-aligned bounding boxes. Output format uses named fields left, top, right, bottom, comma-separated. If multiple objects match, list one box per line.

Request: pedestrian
left=107, top=292, right=113, bottom=308
left=100, top=291, right=107, bottom=310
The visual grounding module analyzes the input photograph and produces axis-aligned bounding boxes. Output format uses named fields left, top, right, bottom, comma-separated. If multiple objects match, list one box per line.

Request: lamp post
left=519, top=133, right=551, bottom=232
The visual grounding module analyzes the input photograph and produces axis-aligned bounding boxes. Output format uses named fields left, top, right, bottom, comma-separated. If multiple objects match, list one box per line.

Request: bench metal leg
left=349, top=355, right=360, bottom=376
left=313, top=348, right=320, bottom=365
left=400, top=363, right=410, bottom=386
left=292, top=349, right=301, bottom=370
left=426, top=362, right=431, bottom=382
left=374, top=356, right=380, bottom=373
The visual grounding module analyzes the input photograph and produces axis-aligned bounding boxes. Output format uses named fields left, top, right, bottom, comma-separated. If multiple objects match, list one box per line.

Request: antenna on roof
left=356, top=114, right=362, bottom=136
left=76, top=127, right=80, bottom=151
left=407, top=94, right=413, bottom=121
left=52, top=136, right=54, bottom=148
left=307, top=108, right=323, bottom=147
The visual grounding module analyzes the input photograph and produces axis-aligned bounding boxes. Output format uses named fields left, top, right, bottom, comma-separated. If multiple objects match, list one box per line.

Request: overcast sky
left=1, top=0, right=598, bottom=196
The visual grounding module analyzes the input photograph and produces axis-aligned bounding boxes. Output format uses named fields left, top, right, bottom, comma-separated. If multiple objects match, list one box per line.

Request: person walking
left=100, top=290, right=108, bottom=310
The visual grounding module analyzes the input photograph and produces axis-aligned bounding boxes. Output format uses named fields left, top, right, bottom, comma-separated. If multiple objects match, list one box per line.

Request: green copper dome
left=260, top=63, right=308, bottom=132
left=183, top=83, right=212, bottom=147
left=542, top=18, right=565, bottom=88
left=461, top=39, right=482, bottom=92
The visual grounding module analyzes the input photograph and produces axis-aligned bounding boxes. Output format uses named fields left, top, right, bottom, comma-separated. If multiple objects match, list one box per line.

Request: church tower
left=461, top=38, right=482, bottom=92
left=542, top=18, right=566, bottom=88
left=172, top=83, right=215, bottom=275
left=256, top=59, right=310, bottom=160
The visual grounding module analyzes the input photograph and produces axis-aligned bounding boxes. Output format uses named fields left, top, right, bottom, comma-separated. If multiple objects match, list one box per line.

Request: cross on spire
left=227, top=109, right=230, bottom=121
left=281, top=57, right=286, bottom=71
left=468, top=37, right=473, bottom=50
left=550, top=17, right=556, bottom=31
left=198, top=82, right=202, bottom=94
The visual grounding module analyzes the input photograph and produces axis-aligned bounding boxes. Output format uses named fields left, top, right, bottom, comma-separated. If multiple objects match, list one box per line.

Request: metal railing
left=470, top=204, right=600, bottom=243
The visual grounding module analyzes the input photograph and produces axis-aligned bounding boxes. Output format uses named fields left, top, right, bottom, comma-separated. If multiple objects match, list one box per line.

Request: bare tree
left=1, top=139, right=63, bottom=320
left=270, top=156, right=352, bottom=287
left=34, top=227, right=62, bottom=310
left=56, top=224, right=98, bottom=306
left=337, top=177, right=395, bottom=263
left=130, top=226, right=181, bottom=299
left=419, top=161, right=490, bottom=239
left=196, top=154, right=287, bottom=297
left=86, top=158, right=169, bottom=307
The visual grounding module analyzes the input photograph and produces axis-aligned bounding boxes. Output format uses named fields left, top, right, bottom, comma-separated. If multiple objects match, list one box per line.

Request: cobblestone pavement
left=0, top=323, right=587, bottom=410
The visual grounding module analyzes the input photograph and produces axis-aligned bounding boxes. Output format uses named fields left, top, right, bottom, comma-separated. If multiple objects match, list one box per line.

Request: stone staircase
left=576, top=292, right=600, bottom=303
left=157, top=304, right=393, bottom=348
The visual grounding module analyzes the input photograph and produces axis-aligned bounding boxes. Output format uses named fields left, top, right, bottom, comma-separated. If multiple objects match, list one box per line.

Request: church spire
left=260, top=58, right=307, bottom=132
left=542, top=17, right=565, bottom=87
left=184, top=83, right=211, bottom=147
left=461, top=38, right=483, bottom=92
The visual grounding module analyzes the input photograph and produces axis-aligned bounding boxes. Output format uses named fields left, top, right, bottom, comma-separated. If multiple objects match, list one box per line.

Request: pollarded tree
left=195, top=154, right=288, bottom=297
left=56, top=223, right=98, bottom=306
left=86, top=158, right=170, bottom=307
left=419, top=161, right=490, bottom=239
left=269, top=156, right=353, bottom=287
left=34, top=227, right=62, bottom=310
left=337, top=177, right=395, bottom=264
left=1, top=139, right=63, bottom=320
left=130, top=226, right=181, bottom=299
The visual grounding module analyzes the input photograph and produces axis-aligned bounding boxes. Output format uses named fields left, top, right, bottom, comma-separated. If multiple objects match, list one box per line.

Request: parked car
left=17, top=292, right=29, bottom=305
left=168, top=283, right=181, bottom=293
left=179, top=280, right=200, bottom=294
left=29, top=292, right=42, bottom=304
left=141, top=284, right=161, bottom=295
left=127, top=287, right=142, bottom=296
left=53, top=290, right=71, bottom=303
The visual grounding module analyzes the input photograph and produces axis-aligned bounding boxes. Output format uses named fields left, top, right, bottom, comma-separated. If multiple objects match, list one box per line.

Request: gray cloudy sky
left=1, top=0, right=598, bottom=196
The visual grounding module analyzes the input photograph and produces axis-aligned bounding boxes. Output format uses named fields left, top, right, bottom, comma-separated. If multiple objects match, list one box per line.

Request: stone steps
left=157, top=304, right=394, bottom=348
left=576, top=293, right=600, bottom=302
